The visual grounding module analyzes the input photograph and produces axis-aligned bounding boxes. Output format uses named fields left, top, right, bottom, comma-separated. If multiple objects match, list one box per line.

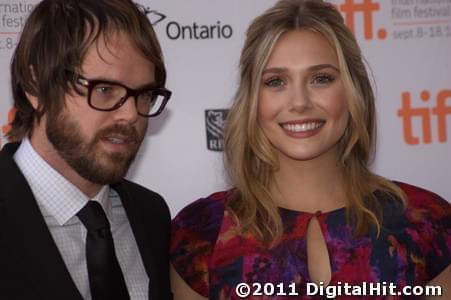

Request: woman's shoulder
left=382, top=182, right=450, bottom=280
left=395, top=181, right=450, bottom=217
left=375, top=181, right=450, bottom=228
left=172, top=189, right=232, bottom=232
left=171, top=189, right=234, bottom=248
left=170, top=189, right=233, bottom=297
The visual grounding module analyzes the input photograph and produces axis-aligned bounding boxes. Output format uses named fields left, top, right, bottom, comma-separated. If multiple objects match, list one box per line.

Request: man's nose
left=112, top=96, right=140, bottom=123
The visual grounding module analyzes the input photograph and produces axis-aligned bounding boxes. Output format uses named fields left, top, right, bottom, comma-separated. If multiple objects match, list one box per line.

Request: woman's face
left=257, top=29, right=349, bottom=164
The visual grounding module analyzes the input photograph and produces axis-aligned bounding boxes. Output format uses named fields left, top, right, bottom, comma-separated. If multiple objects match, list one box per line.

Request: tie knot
left=77, top=201, right=110, bottom=232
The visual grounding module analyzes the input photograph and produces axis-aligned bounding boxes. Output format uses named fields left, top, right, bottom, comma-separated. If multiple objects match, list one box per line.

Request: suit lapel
left=0, top=143, right=83, bottom=300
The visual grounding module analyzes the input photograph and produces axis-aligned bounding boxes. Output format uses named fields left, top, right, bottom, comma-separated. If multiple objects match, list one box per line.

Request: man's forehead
left=79, top=30, right=156, bottom=87
left=81, top=30, right=150, bottom=68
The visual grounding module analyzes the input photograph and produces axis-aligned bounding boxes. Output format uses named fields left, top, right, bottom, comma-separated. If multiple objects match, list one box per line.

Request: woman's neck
left=271, top=150, right=347, bottom=213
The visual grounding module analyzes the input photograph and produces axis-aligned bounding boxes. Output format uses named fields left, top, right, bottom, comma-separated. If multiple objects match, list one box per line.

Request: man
left=0, top=0, right=172, bottom=299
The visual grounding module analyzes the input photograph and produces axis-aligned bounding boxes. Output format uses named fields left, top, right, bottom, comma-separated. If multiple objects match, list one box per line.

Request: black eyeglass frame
left=70, top=72, right=172, bottom=117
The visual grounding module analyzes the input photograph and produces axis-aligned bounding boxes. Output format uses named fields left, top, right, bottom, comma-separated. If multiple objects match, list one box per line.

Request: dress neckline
left=277, top=205, right=346, bottom=217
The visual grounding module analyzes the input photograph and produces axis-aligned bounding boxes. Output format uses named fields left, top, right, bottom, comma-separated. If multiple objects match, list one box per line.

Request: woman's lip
left=279, top=118, right=325, bottom=126
left=280, top=120, right=325, bottom=138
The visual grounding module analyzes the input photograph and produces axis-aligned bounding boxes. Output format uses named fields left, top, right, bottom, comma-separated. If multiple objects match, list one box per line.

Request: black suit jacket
left=0, top=143, right=172, bottom=300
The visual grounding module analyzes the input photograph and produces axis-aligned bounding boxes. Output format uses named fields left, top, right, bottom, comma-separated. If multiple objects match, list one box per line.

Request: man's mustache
left=94, top=124, right=141, bottom=144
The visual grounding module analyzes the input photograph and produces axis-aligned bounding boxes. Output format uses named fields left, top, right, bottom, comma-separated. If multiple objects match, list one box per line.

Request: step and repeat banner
left=0, top=0, right=450, bottom=214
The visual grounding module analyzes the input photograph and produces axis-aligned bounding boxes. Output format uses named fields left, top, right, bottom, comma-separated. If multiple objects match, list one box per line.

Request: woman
left=170, top=0, right=450, bottom=299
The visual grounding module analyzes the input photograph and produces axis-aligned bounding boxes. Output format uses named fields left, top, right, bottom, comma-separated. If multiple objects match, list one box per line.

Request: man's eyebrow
left=137, top=82, right=159, bottom=89
left=85, top=75, right=157, bottom=89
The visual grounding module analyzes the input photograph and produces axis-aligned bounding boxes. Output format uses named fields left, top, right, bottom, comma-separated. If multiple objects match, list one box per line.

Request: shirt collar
left=13, top=138, right=111, bottom=225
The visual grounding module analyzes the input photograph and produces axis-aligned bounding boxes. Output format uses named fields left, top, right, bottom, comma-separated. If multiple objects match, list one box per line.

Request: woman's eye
left=264, top=77, right=285, bottom=87
left=311, top=73, right=335, bottom=85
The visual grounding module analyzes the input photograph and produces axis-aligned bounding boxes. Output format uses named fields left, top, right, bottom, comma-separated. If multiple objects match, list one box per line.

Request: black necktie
left=77, top=201, right=130, bottom=300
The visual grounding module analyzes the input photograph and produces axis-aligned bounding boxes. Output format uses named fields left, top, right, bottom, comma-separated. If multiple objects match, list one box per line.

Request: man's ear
left=25, top=91, right=39, bottom=110
left=26, top=65, right=39, bottom=110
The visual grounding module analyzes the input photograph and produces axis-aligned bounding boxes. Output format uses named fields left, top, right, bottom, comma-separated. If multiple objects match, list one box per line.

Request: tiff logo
left=338, top=0, right=387, bottom=40
left=205, top=109, right=228, bottom=151
left=397, top=90, right=451, bottom=145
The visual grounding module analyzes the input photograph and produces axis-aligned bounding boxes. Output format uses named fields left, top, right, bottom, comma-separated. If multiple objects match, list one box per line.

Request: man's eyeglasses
left=70, top=72, right=172, bottom=117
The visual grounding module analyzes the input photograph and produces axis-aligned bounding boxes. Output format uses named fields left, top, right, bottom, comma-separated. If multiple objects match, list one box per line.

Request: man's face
left=46, top=31, right=154, bottom=184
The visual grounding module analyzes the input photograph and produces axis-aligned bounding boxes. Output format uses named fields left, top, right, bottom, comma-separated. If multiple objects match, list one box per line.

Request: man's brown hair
left=9, top=0, right=166, bottom=140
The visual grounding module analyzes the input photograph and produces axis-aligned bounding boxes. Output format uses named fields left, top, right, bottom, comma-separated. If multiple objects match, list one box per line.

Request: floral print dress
left=170, top=182, right=450, bottom=299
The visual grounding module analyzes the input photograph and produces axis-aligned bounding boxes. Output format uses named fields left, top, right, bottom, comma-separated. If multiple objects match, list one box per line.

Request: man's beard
left=46, top=111, right=144, bottom=185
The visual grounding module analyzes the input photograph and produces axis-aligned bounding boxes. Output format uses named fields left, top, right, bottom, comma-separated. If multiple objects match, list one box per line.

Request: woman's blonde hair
left=224, top=0, right=406, bottom=245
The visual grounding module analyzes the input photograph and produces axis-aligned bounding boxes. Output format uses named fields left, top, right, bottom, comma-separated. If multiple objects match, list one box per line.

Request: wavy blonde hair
left=224, top=0, right=406, bottom=245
